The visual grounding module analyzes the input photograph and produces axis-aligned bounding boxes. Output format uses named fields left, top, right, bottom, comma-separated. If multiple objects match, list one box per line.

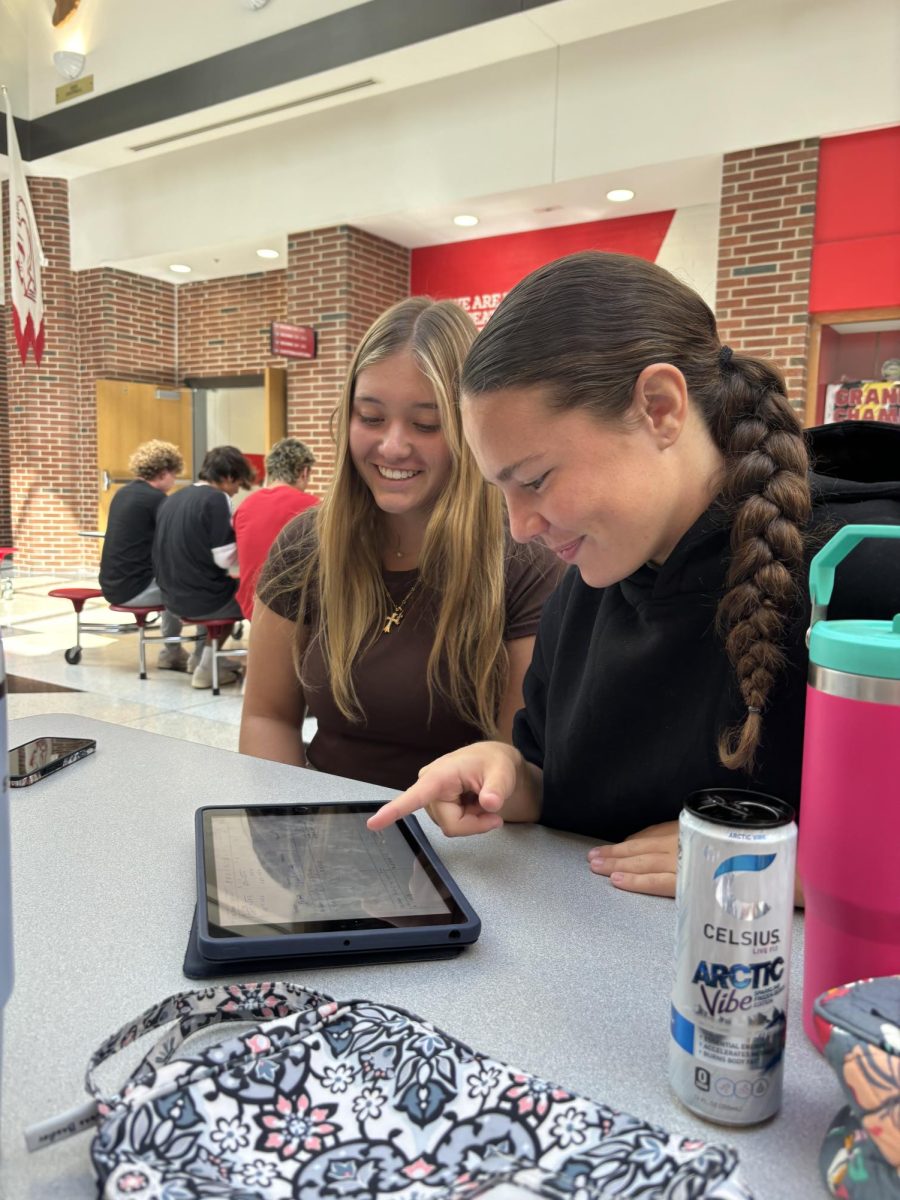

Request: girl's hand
left=367, top=742, right=524, bottom=837
left=587, top=820, right=680, bottom=898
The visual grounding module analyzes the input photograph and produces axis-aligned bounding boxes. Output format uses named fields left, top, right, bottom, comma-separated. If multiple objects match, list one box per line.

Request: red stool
left=108, top=604, right=167, bottom=680
left=49, top=590, right=206, bottom=677
left=0, top=546, right=15, bottom=600
left=181, top=618, right=247, bottom=695
left=47, top=587, right=105, bottom=664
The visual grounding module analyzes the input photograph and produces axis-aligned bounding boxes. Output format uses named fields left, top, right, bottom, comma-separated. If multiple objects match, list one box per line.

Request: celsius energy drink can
left=669, top=789, right=797, bottom=1125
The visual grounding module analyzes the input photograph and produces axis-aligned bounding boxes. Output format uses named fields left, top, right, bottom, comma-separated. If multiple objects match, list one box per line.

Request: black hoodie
left=514, top=422, right=900, bottom=840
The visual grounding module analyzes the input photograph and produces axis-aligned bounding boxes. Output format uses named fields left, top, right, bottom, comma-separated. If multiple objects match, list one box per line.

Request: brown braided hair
left=461, top=251, right=812, bottom=773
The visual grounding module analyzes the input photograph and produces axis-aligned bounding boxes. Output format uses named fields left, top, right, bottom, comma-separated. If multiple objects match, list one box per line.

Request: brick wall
left=4, top=178, right=90, bottom=572
left=0, top=184, right=9, bottom=546
left=0, top=321, right=9, bottom=546
left=0, top=177, right=185, bottom=571
left=176, top=230, right=408, bottom=482
left=74, top=268, right=178, bottom=570
left=0, top=217, right=409, bottom=569
left=77, top=268, right=176, bottom=386
left=178, top=271, right=287, bottom=378
left=286, top=227, right=410, bottom=475
left=716, top=138, right=819, bottom=413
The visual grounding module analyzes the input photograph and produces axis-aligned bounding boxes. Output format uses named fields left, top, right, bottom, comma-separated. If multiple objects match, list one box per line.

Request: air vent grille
left=131, top=78, right=378, bottom=151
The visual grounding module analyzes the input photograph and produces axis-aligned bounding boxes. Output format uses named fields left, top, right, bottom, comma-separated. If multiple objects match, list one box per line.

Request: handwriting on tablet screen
left=210, top=810, right=450, bottom=927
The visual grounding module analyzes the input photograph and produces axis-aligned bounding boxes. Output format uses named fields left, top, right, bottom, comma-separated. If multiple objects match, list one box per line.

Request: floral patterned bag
left=814, top=976, right=900, bottom=1198
left=75, top=981, right=753, bottom=1199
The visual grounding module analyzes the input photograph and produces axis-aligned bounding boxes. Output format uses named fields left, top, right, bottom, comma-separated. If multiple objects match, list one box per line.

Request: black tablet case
left=183, top=906, right=464, bottom=979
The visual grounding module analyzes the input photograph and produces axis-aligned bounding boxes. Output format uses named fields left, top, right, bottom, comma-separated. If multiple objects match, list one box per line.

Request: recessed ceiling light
left=169, top=263, right=192, bottom=274
left=453, top=214, right=479, bottom=227
left=606, top=188, right=635, bottom=203
left=256, top=248, right=280, bottom=259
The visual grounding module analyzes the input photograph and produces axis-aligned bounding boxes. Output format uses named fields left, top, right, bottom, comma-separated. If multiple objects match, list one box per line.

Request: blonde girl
left=240, top=297, right=559, bottom=788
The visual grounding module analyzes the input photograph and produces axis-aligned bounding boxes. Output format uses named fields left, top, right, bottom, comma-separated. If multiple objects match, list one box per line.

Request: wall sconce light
left=53, top=50, right=86, bottom=80
left=241, top=0, right=271, bottom=9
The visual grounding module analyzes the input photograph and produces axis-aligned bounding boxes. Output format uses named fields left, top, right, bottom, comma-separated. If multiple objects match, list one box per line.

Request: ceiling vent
left=130, top=78, right=378, bottom=151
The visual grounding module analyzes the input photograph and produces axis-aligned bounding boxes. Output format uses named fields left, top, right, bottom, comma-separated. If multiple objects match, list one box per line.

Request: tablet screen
left=202, top=805, right=465, bottom=938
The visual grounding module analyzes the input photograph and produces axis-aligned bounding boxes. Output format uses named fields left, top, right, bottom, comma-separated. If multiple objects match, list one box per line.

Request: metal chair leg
left=64, top=602, right=85, bottom=664
left=212, top=635, right=220, bottom=696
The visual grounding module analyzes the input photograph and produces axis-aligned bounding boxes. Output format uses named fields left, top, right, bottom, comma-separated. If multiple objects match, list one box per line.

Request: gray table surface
left=1, top=715, right=835, bottom=1198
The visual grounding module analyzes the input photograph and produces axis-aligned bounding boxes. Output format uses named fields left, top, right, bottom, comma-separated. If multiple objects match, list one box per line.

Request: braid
left=708, top=354, right=811, bottom=772
left=461, top=251, right=815, bottom=774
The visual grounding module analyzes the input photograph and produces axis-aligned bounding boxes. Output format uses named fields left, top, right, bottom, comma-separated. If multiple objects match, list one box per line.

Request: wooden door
left=96, top=381, right=193, bottom=531
left=264, top=367, right=287, bottom=451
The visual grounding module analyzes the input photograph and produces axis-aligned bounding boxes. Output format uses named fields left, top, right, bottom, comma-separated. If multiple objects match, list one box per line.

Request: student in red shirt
left=233, top=438, right=318, bottom=620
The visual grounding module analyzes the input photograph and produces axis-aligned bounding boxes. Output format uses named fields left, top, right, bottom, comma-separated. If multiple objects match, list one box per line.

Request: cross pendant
left=383, top=608, right=402, bottom=634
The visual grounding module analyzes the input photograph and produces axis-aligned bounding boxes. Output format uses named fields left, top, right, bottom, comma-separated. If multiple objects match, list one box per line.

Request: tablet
left=195, top=803, right=481, bottom=962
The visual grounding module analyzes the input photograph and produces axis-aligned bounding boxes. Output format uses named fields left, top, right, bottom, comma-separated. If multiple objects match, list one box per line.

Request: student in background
left=99, top=440, right=187, bottom=671
left=153, top=444, right=255, bottom=690
left=369, top=251, right=900, bottom=896
left=234, top=438, right=318, bottom=622
left=239, top=297, right=561, bottom=789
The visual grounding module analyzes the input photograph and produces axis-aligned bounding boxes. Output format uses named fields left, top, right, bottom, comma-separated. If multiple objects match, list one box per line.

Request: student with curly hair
left=99, top=439, right=187, bottom=670
left=369, top=252, right=900, bottom=897
left=239, top=297, right=561, bottom=790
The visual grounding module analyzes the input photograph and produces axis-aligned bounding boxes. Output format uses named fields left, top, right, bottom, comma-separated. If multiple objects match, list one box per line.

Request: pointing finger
left=367, top=775, right=440, bottom=830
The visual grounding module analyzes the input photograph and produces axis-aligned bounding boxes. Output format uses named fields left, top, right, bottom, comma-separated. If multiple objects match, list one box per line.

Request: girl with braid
left=370, top=251, right=900, bottom=898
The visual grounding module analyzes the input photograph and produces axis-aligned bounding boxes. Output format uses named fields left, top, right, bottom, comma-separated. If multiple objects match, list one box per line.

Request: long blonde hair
left=286, top=297, right=508, bottom=734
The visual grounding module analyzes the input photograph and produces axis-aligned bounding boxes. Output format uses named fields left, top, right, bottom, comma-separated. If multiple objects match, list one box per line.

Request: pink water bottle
left=799, top=524, right=900, bottom=1047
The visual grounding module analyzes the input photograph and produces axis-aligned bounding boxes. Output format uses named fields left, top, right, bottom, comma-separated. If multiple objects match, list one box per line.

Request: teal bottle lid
left=809, top=615, right=900, bottom=679
left=808, top=525, right=900, bottom=680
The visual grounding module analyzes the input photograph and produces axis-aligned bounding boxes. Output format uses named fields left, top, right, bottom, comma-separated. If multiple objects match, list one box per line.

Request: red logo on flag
left=5, top=90, right=46, bottom=365
left=16, top=196, right=38, bottom=302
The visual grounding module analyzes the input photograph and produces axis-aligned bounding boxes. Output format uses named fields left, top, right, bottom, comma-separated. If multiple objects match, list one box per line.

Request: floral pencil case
left=814, top=975, right=900, bottom=1198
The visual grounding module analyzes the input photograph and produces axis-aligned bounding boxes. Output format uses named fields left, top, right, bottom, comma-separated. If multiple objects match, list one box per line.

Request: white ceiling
left=112, top=155, right=724, bottom=284
left=10, top=0, right=733, bottom=173
left=3, top=0, right=900, bottom=283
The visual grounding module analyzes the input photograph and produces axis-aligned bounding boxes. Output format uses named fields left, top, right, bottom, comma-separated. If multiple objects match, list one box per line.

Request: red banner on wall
left=411, top=211, right=675, bottom=329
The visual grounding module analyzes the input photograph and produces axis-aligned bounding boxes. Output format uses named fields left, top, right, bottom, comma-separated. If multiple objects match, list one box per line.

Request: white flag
left=3, top=87, right=46, bottom=365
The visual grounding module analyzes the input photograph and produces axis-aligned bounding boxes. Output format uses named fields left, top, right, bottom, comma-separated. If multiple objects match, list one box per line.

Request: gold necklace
left=382, top=577, right=421, bottom=634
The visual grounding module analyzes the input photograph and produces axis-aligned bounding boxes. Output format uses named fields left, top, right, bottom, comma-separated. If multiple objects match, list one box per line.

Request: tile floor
left=1, top=574, right=315, bottom=750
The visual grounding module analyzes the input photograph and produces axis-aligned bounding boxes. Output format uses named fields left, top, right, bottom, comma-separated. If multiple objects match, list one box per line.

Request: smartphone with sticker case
left=8, top=736, right=96, bottom=787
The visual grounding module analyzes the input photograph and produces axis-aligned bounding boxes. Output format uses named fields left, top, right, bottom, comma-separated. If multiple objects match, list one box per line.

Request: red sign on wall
left=411, top=211, right=675, bottom=329
left=810, top=125, right=900, bottom=313
left=271, top=322, right=317, bottom=359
